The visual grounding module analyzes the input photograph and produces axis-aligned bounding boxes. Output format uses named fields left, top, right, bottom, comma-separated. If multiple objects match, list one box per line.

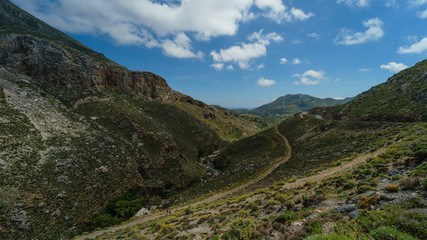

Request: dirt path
left=76, top=126, right=291, bottom=239
left=281, top=148, right=387, bottom=190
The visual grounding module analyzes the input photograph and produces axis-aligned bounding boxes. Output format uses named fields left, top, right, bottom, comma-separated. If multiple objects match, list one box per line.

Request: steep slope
left=0, top=0, right=260, bottom=140
left=310, top=59, right=427, bottom=122
left=0, top=1, right=260, bottom=239
left=233, top=94, right=353, bottom=117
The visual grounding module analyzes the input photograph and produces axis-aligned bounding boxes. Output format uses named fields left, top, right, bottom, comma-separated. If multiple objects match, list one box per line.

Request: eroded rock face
left=0, top=34, right=179, bottom=101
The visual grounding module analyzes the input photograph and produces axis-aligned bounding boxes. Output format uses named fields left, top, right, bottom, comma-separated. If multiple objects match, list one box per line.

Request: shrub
left=310, top=233, right=352, bottom=240
left=370, top=226, right=418, bottom=240
left=275, top=211, right=296, bottom=224
left=185, top=207, right=194, bottom=215
left=384, top=184, right=400, bottom=192
left=421, top=178, right=427, bottom=190
left=227, top=218, right=256, bottom=240
left=410, top=162, right=427, bottom=177
left=302, top=194, right=325, bottom=207
left=400, top=177, right=421, bottom=190
left=343, top=182, right=355, bottom=190
left=358, top=194, right=378, bottom=209
left=357, top=185, right=376, bottom=194
left=303, top=220, right=323, bottom=235
left=288, top=177, right=297, bottom=183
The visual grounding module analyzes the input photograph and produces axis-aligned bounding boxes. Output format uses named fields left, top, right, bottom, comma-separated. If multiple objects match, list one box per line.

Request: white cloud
left=359, top=68, right=371, bottom=72
left=292, top=58, right=302, bottom=65
left=12, top=0, right=313, bottom=59
left=290, top=8, right=315, bottom=21
left=385, top=0, right=397, bottom=8
left=335, top=18, right=384, bottom=45
left=161, top=33, right=203, bottom=58
left=337, top=0, right=370, bottom=8
left=408, top=0, right=427, bottom=18
left=256, top=77, right=276, bottom=87
left=280, top=58, right=289, bottom=64
left=211, top=30, right=282, bottom=69
left=409, top=0, right=427, bottom=6
left=398, top=37, right=427, bottom=54
left=211, top=63, right=224, bottom=71
left=254, top=0, right=314, bottom=23
left=307, top=33, right=320, bottom=41
left=380, top=62, right=408, bottom=73
left=226, top=65, right=234, bottom=70
left=257, top=64, right=265, bottom=69
left=293, top=70, right=325, bottom=85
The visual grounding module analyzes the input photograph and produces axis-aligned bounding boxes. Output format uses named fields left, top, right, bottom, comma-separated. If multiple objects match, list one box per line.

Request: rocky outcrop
left=0, top=34, right=181, bottom=101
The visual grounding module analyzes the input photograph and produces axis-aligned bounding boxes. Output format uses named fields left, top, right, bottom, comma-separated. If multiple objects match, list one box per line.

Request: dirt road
left=76, top=126, right=291, bottom=239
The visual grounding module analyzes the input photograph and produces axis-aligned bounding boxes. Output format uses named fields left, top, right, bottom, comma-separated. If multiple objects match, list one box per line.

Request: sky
left=11, top=0, right=427, bottom=108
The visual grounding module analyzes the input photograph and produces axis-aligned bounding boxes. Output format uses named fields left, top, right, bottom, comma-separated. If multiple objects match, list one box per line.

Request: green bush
left=304, top=220, right=323, bottom=235
left=370, top=226, right=418, bottom=240
left=357, top=185, right=376, bottom=194
left=275, top=211, right=296, bottom=223
left=310, top=233, right=352, bottom=240
left=421, top=178, right=427, bottom=190
left=227, top=218, right=256, bottom=240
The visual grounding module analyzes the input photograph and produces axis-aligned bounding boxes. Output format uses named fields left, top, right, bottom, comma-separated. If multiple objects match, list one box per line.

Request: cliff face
left=0, top=34, right=179, bottom=101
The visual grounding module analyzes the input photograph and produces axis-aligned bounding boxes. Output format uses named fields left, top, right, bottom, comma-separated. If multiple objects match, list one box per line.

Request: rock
left=349, top=209, right=359, bottom=219
left=267, top=205, right=282, bottom=211
left=15, top=203, right=25, bottom=208
left=9, top=209, right=29, bottom=229
left=389, top=170, right=399, bottom=176
left=334, top=204, right=357, bottom=213
left=267, top=231, right=281, bottom=240
left=306, top=214, right=318, bottom=220
left=134, top=207, right=150, bottom=217
left=98, top=166, right=109, bottom=173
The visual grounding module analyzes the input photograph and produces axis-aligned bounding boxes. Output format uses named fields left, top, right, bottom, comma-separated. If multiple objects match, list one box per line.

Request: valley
left=0, top=1, right=426, bottom=240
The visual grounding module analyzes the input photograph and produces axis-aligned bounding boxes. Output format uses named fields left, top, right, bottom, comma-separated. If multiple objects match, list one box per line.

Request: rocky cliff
left=0, top=34, right=179, bottom=101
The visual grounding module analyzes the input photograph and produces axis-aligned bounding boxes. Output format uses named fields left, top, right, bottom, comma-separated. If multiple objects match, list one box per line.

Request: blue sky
left=12, top=0, right=427, bottom=108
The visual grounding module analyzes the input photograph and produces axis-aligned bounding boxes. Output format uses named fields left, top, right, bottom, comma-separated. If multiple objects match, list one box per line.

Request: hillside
left=233, top=94, right=353, bottom=124
left=78, top=57, right=427, bottom=239
left=310, top=60, right=427, bottom=122
left=0, top=1, right=262, bottom=239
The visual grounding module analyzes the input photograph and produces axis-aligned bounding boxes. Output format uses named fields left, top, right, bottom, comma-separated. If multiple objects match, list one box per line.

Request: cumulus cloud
left=211, top=30, right=282, bottom=69
left=161, top=33, right=204, bottom=58
left=292, top=58, right=302, bottom=65
left=280, top=58, right=288, bottom=64
left=256, top=77, right=276, bottom=87
left=293, top=70, right=326, bottom=85
left=380, top=62, right=408, bottom=73
left=13, top=0, right=313, bottom=59
left=398, top=37, right=427, bottom=54
left=408, top=0, right=427, bottom=18
left=226, top=65, right=235, bottom=70
left=254, top=0, right=314, bottom=23
left=337, top=0, right=370, bottom=8
left=335, top=18, right=384, bottom=45
left=307, top=33, right=320, bottom=41
left=211, top=63, right=224, bottom=71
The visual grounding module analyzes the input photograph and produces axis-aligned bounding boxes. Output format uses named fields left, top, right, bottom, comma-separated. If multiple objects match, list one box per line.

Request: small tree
left=227, top=217, right=256, bottom=240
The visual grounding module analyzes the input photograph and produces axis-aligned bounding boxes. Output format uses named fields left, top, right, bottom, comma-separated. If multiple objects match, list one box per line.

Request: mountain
left=233, top=94, right=353, bottom=117
left=310, top=60, right=427, bottom=122
left=0, top=1, right=261, bottom=239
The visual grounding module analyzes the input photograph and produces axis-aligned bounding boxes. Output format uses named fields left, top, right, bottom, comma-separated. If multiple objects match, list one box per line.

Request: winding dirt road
left=76, top=126, right=291, bottom=239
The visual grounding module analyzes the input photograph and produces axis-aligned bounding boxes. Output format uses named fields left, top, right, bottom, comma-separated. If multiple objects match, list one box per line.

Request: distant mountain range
left=232, top=94, right=354, bottom=118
